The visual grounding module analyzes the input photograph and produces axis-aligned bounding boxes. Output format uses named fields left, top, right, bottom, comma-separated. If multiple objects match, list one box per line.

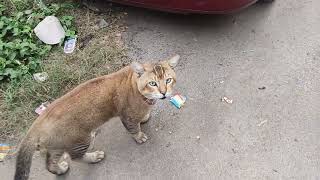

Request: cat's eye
left=166, top=78, right=173, bottom=84
left=149, top=81, right=157, bottom=87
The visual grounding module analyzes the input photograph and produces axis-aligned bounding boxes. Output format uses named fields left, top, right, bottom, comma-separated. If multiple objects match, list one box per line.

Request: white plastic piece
left=34, top=16, right=65, bottom=45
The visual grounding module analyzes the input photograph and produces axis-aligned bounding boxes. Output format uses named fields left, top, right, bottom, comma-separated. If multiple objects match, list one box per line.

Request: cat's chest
left=124, top=101, right=151, bottom=117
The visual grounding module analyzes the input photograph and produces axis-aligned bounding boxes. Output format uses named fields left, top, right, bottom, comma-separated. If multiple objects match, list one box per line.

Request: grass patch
left=0, top=1, right=77, bottom=81
left=0, top=1, right=129, bottom=142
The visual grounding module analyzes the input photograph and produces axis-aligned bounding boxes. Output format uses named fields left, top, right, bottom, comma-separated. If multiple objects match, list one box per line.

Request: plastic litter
left=33, top=72, right=48, bottom=82
left=0, top=144, right=10, bottom=162
left=35, top=102, right=50, bottom=115
left=170, top=94, right=186, bottom=109
left=222, top=96, right=233, bottom=104
left=34, top=16, right=65, bottom=44
left=64, top=37, right=77, bottom=54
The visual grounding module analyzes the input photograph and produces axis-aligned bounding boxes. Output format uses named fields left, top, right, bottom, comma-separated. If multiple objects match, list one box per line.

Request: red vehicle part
left=109, top=0, right=259, bottom=14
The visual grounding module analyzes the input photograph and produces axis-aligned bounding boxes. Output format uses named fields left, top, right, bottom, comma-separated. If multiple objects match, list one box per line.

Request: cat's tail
left=14, top=136, right=37, bottom=180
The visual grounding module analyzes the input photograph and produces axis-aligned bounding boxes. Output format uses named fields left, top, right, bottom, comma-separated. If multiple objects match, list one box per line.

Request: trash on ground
left=257, top=120, right=268, bottom=127
left=97, top=19, right=109, bottom=29
left=34, top=16, right=65, bottom=44
left=0, top=153, right=7, bottom=162
left=33, top=72, right=48, bottom=82
left=79, top=34, right=94, bottom=49
left=258, top=86, right=266, bottom=90
left=222, top=96, right=233, bottom=104
left=170, top=94, right=186, bottom=109
left=0, top=144, right=10, bottom=162
left=35, top=102, right=50, bottom=115
left=0, top=144, right=10, bottom=151
left=24, top=10, right=32, bottom=15
left=64, top=37, right=77, bottom=54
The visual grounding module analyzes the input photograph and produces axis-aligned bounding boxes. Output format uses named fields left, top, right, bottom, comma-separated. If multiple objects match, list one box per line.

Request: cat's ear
left=131, top=62, right=144, bottom=76
left=168, top=55, right=180, bottom=68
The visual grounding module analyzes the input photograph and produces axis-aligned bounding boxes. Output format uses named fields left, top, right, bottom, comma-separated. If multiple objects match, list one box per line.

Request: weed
left=0, top=1, right=76, bottom=81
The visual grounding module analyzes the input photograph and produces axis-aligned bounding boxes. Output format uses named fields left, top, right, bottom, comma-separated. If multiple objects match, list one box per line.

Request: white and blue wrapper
left=170, top=94, right=186, bottom=109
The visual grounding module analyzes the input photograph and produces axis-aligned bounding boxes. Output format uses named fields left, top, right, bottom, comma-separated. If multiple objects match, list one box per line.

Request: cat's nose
left=160, top=93, right=166, bottom=99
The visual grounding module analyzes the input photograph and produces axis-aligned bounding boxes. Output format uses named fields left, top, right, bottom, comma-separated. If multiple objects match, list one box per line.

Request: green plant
left=0, top=2, right=76, bottom=81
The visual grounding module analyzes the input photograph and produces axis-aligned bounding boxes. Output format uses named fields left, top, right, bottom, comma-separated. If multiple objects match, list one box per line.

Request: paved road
left=1, top=0, right=320, bottom=179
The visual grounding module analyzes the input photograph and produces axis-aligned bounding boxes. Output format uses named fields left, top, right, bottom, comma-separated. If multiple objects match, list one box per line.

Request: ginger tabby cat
left=14, top=55, right=180, bottom=180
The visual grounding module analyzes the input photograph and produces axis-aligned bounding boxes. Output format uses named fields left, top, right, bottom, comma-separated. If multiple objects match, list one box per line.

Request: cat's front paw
left=132, top=132, right=148, bottom=144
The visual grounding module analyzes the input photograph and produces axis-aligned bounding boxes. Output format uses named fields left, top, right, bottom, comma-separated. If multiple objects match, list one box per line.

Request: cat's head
left=131, top=55, right=180, bottom=100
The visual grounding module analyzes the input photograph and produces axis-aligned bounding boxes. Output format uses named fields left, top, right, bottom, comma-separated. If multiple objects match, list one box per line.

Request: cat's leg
left=46, top=150, right=70, bottom=175
left=69, top=135, right=105, bottom=163
left=82, top=131, right=105, bottom=163
left=121, top=117, right=148, bottom=144
left=82, top=151, right=105, bottom=163
left=141, top=110, right=151, bottom=124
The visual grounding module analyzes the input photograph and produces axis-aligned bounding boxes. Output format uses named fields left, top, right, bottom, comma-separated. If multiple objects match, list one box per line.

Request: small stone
left=169, top=131, right=172, bottom=134
left=166, top=142, right=171, bottom=147
left=196, top=136, right=200, bottom=140
left=97, top=19, right=109, bottom=29
left=116, top=33, right=121, bottom=37
left=258, top=86, right=266, bottom=90
left=155, top=128, right=159, bottom=132
left=220, top=81, right=224, bottom=84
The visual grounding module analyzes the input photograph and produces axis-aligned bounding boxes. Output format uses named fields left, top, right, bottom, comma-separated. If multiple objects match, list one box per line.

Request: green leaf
left=9, top=52, right=17, bottom=61
left=19, top=48, right=27, bottom=57
left=13, top=27, right=20, bottom=35
left=0, top=21, right=4, bottom=29
left=0, top=57, right=6, bottom=68
left=21, top=25, right=31, bottom=33
left=16, top=12, right=24, bottom=19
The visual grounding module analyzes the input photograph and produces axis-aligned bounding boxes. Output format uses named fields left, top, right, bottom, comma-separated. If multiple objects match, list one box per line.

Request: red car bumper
left=109, top=0, right=258, bottom=14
